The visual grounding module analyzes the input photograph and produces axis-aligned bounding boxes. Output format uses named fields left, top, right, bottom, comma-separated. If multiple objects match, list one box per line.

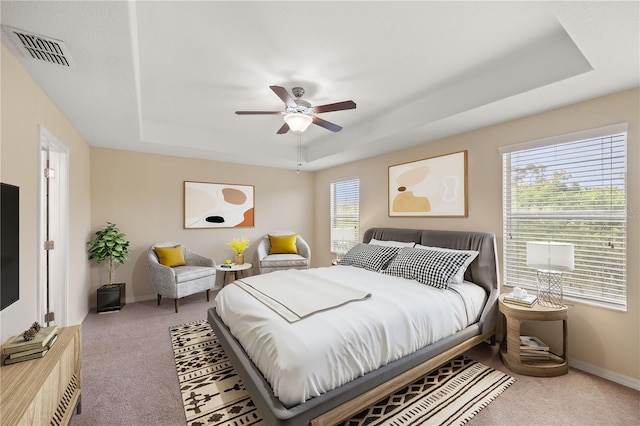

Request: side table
left=216, top=263, right=252, bottom=287
left=498, top=293, right=568, bottom=377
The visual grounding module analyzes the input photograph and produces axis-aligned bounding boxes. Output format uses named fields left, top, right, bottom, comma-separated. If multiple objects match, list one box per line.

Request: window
left=330, top=178, right=360, bottom=255
left=501, top=123, right=627, bottom=309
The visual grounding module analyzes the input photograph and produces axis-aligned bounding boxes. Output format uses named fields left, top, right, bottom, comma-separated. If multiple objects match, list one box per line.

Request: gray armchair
left=147, top=242, right=216, bottom=313
left=256, top=232, right=311, bottom=274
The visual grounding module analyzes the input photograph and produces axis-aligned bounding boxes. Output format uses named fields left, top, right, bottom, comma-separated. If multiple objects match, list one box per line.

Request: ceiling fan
left=235, top=86, right=356, bottom=134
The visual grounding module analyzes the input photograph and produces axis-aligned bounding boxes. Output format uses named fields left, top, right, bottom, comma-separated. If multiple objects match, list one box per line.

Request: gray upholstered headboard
left=362, top=227, right=500, bottom=296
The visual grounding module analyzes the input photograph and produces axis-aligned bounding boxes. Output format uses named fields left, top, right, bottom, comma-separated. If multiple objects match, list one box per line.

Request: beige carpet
left=170, top=320, right=515, bottom=426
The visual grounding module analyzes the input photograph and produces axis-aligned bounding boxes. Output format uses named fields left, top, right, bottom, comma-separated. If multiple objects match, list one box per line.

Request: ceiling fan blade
left=270, top=85, right=297, bottom=108
left=313, top=116, right=342, bottom=132
left=235, top=111, right=283, bottom=115
left=277, top=123, right=290, bottom=134
left=312, top=100, right=356, bottom=114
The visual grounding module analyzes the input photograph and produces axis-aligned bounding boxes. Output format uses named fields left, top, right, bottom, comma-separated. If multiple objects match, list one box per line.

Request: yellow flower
left=226, top=237, right=249, bottom=254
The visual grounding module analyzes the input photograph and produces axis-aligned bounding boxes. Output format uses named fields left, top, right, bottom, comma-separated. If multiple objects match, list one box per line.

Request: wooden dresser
left=1, top=325, right=82, bottom=425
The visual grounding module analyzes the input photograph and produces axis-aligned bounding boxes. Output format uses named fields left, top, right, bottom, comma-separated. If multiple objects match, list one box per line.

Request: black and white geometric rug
left=170, top=320, right=515, bottom=426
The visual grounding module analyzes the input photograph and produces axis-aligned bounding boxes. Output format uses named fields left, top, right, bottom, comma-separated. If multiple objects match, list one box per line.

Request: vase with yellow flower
left=227, top=236, right=249, bottom=265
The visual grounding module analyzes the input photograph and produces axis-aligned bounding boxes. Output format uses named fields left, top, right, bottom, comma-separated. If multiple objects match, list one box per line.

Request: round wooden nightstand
left=498, top=293, right=568, bottom=377
left=216, top=263, right=252, bottom=287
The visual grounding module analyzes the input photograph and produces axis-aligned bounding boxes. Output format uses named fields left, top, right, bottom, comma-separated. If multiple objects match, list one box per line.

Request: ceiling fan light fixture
left=284, top=113, right=312, bottom=133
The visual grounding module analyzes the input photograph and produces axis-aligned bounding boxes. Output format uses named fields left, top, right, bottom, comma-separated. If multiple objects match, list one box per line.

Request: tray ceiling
left=1, top=1, right=638, bottom=171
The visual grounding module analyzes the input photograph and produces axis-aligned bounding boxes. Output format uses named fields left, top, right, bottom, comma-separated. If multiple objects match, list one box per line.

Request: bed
left=208, top=227, right=500, bottom=425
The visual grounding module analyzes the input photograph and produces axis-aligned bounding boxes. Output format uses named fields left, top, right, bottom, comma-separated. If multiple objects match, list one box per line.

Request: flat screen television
left=1, top=182, right=19, bottom=311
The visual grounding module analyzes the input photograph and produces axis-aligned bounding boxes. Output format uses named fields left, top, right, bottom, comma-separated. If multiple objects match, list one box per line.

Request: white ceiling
left=1, top=1, right=638, bottom=171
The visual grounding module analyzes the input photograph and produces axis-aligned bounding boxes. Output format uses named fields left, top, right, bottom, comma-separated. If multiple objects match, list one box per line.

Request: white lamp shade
left=526, top=241, right=574, bottom=272
left=284, top=113, right=313, bottom=133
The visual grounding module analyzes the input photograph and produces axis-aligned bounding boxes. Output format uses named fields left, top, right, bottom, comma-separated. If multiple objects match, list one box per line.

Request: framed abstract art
left=388, top=150, right=468, bottom=217
left=184, top=181, right=255, bottom=228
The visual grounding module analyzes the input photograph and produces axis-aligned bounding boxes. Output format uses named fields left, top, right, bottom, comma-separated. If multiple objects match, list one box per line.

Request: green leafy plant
left=87, top=222, right=131, bottom=285
left=226, top=236, right=249, bottom=254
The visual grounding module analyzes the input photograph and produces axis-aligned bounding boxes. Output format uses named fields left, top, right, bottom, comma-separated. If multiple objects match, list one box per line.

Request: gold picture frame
left=388, top=150, right=468, bottom=217
left=184, top=181, right=255, bottom=229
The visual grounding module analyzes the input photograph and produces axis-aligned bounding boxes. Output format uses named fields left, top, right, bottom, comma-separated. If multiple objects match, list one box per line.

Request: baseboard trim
left=126, top=294, right=156, bottom=304
left=569, top=358, right=640, bottom=390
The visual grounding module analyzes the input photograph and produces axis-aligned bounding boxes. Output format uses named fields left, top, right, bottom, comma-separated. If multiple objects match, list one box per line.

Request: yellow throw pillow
left=154, top=245, right=186, bottom=267
left=268, top=234, right=298, bottom=254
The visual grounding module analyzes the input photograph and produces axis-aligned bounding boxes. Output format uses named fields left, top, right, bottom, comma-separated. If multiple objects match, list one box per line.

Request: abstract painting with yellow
left=388, top=151, right=467, bottom=217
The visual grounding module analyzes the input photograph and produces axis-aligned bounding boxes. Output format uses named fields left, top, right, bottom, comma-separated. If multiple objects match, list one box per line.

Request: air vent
left=2, top=25, right=74, bottom=67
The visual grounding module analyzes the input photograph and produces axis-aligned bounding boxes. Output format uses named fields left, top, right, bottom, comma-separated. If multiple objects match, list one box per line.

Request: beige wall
left=0, top=43, right=92, bottom=343
left=314, top=88, right=640, bottom=385
left=89, top=148, right=315, bottom=302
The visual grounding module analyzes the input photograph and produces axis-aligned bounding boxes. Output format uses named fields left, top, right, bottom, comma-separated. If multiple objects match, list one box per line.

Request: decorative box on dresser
left=498, top=294, right=568, bottom=377
left=1, top=325, right=82, bottom=425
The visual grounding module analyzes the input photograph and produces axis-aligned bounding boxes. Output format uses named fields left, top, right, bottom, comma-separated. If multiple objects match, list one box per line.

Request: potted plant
left=88, top=222, right=131, bottom=313
left=226, top=236, right=249, bottom=265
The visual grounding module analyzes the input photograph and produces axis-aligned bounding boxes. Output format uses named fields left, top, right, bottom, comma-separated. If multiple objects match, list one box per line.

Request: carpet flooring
left=170, top=320, right=515, bottom=426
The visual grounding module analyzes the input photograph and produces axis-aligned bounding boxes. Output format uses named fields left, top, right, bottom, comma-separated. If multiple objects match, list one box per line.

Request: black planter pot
left=97, top=283, right=126, bottom=313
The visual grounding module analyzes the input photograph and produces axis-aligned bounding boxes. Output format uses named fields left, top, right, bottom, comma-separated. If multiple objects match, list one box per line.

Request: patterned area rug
left=170, top=320, right=515, bottom=426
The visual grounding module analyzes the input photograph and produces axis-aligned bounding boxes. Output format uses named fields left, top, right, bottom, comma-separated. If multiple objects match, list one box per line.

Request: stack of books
left=519, top=335, right=550, bottom=360
left=504, top=292, right=538, bottom=307
left=3, top=326, right=58, bottom=365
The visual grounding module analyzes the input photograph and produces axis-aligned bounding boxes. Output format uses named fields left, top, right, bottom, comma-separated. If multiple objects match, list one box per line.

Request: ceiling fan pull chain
left=296, top=132, right=302, bottom=173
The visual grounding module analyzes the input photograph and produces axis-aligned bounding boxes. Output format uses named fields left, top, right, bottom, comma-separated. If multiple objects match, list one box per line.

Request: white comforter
left=215, top=265, right=486, bottom=407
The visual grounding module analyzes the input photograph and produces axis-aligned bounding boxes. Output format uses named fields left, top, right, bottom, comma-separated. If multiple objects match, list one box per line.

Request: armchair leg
left=174, top=299, right=179, bottom=313
left=157, top=294, right=161, bottom=305
left=206, top=289, right=211, bottom=302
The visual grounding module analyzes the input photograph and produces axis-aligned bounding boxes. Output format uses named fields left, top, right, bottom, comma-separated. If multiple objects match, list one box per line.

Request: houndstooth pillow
left=415, top=244, right=478, bottom=285
left=382, top=247, right=476, bottom=289
left=337, top=243, right=399, bottom=272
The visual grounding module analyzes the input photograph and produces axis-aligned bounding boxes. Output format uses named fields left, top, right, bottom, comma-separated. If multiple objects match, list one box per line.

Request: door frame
left=38, top=126, right=69, bottom=326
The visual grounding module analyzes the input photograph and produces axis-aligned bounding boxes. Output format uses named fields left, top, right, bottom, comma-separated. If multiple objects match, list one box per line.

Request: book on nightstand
left=504, top=292, right=538, bottom=307
left=520, top=335, right=549, bottom=350
left=519, top=335, right=550, bottom=360
left=520, top=353, right=550, bottom=360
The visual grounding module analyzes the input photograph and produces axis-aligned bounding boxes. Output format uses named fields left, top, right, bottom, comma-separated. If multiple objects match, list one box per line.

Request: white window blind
left=330, top=178, right=360, bottom=254
left=502, top=125, right=627, bottom=309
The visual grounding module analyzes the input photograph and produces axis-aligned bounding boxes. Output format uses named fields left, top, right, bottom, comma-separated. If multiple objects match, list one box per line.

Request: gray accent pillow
left=338, top=243, right=399, bottom=271
left=382, top=247, right=476, bottom=289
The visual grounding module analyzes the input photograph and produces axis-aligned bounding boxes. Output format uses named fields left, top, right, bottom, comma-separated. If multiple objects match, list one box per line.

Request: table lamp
left=526, top=241, right=574, bottom=307
left=331, top=227, right=356, bottom=262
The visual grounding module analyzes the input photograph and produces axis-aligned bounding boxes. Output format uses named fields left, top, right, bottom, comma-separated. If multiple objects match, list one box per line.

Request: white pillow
left=415, top=244, right=479, bottom=285
left=369, top=238, right=416, bottom=248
